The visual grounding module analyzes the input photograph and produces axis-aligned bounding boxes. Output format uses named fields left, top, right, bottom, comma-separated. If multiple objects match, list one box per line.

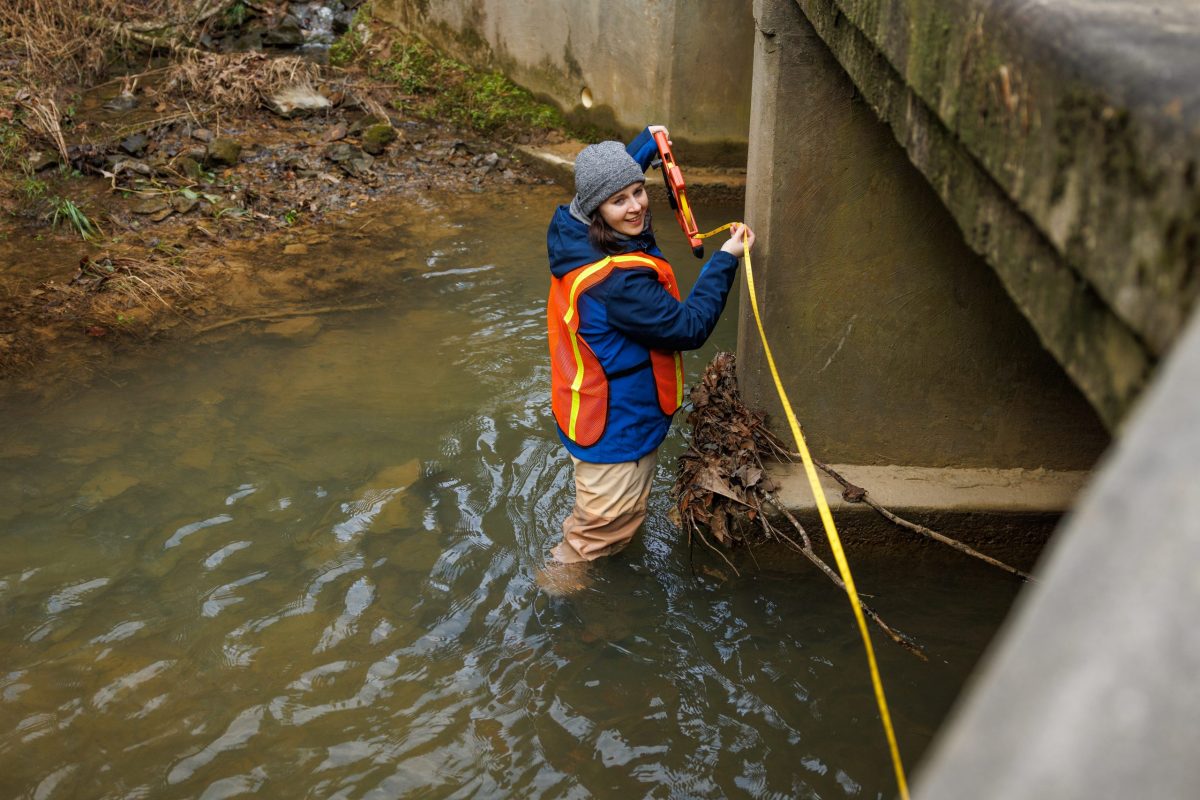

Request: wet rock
left=267, top=84, right=331, bottom=117
left=205, top=138, right=242, bottom=168
left=348, top=114, right=387, bottom=135
left=333, top=9, right=354, bottom=34
left=171, top=194, right=198, bottom=214
left=323, top=122, right=348, bottom=142
left=175, top=155, right=204, bottom=179
left=120, top=134, right=149, bottom=157
left=130, top=196, right=171, bottom=216
left=474, top=151, right=502, bottom=175
left=361, top=123, right=396, bottom=155
left=190, top=127, right=213, bottom=143
left=223, top=29, right=264, bottom=52
left=110, top=158, right=152, bottom=177
left=342, top=154, right=374, bottom=177
left=264, top=14, right=305, bottom=46
left=325, top=142, right=356, bottom=163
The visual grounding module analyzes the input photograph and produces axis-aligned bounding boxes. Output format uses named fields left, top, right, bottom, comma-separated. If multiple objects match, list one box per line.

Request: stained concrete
left=914, top=298, right=1200, bottom=800
left=791, top=0, right=1200, bottom=424
left=515, top=141, right=746, bottom=206
left=740, top=0, right=1109, bottom=470
left=768, top=462, right=1087, bottom=568
left=375, top=0, right=755, bottom=164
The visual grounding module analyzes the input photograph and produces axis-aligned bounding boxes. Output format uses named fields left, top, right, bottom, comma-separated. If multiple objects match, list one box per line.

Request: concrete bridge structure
left=378, top=1, right=1200, bottom=796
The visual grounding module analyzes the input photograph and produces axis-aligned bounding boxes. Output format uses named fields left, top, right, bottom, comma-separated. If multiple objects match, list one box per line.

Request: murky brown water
left=0, top=186, right=1023, bottom=798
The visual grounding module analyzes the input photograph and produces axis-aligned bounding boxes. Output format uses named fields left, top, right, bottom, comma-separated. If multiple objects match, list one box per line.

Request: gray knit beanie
left=574, top=141, right=645, bottom=217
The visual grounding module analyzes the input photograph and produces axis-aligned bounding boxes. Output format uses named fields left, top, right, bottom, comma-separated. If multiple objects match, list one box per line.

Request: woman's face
left=597, top=182, right=648, bottom=236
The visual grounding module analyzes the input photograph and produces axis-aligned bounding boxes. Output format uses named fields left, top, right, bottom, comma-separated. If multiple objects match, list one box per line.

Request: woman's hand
left=720, top=223, right=756, bottom=258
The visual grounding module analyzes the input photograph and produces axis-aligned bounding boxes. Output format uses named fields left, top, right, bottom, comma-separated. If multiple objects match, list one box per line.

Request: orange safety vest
left=548, top=252, right=685, bottom=447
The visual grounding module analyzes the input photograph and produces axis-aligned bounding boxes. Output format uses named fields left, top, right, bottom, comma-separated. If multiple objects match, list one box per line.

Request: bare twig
left=761, top=497, right=926, bottom=659
left=814, top=460, right=1035, bottom=582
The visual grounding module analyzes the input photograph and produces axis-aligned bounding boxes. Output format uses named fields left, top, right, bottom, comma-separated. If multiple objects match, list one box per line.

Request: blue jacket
left=547, top=127, right=741, bottom=463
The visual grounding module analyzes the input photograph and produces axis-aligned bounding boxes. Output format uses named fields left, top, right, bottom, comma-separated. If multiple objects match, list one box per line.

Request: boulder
left=348, top=113, right=387, bottom=135
left=361, top=123, right=396, bottom=155
left=264, top=14, right=305, bottom=46
left=120, top=134, right=148, bottom=156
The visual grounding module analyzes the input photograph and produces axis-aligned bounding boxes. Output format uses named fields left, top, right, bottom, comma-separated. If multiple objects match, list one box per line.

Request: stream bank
left=0, top=1, right=571, bottom=396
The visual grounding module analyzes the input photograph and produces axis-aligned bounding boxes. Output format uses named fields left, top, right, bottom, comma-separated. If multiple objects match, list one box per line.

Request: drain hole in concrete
left=580, top=87, right=593, bottom=109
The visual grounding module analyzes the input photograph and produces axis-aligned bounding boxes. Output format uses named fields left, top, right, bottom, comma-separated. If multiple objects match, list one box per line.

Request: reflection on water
left=0, top=186, right=1021, bottom=798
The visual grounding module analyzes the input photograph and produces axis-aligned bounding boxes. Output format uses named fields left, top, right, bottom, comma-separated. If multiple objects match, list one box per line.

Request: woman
left=545, top=125, right=755, bottom=569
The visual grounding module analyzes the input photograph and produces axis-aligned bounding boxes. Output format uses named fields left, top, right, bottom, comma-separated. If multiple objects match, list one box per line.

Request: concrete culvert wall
left=741, top=0, right=1110, bottom=472
left=374, top=0, right=755, bottom=165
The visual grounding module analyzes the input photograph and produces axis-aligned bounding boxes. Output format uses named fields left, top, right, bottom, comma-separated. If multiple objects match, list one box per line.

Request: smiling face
left=597, top=182, right=648, bottom=236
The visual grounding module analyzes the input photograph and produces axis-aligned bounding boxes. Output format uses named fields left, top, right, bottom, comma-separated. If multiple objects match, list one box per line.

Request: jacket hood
left=546, top=203, right=660, bottom=278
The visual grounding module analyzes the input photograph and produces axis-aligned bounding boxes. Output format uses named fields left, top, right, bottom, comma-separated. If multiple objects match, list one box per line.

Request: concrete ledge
left=515, top=142, right=747, bottom=206
left=768, top=462, right=1089, bottom=566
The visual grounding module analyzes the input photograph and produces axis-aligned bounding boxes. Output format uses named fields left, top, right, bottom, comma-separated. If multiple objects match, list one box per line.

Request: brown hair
left=588, top=208, right=654, bottom=256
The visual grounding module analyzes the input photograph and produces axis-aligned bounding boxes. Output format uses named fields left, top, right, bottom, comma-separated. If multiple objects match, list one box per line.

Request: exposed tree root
left=195, top=302, right=384, bottom=334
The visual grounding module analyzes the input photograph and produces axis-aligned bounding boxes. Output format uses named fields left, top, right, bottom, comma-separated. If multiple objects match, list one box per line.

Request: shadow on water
left=0, top=185, right=1021, bottom=798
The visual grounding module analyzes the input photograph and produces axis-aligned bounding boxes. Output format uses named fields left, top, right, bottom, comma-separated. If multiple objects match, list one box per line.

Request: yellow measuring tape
left=695, top=222, right=911, bottom=800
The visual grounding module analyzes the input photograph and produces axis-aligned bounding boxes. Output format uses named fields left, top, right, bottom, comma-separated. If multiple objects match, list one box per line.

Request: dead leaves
left=672, top=352, right=926, bottom=659
left=672, top=351, right=788, bottom=551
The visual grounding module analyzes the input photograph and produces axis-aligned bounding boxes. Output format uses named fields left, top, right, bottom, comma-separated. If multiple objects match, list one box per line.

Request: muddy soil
left=0, top=72, right=561, bottom=397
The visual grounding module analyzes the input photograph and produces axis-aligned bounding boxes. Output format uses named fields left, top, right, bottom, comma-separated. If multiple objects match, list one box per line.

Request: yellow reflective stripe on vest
left=561, top=252, right=676, bottom=441
left=563, top=258, right=612, bottom=440
left=674, top=352, right=684, bottom=407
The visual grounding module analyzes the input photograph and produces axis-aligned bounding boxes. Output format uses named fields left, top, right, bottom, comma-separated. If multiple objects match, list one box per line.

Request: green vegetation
left=223, top=1, right=249, bottom=29
left=0, top=122, right=26, bottom=169
left=366, top=38, right=564, bottom=135
left=45, top=195, right=100, bottom=240
left=20, top=175, right=47, bottom=202
left=330, top=5, right=374, bottom=67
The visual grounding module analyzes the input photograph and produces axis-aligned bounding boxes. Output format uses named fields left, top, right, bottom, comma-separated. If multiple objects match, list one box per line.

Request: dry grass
left=0, top=0, right=201, bottom=87
left=71, top=249, right=200, bottom=312
left=162, top=51, right=322, bottom=110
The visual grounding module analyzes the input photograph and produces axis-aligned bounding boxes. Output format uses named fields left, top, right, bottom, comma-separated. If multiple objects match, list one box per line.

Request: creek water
left=0, top=186, right=1023, bottom=799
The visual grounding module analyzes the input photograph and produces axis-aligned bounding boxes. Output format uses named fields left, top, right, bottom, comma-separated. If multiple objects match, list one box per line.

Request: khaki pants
left=552, top=451, right=657, bottom=564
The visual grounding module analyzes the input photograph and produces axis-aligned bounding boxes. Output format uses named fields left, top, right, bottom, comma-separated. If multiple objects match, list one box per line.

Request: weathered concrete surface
left=376, top=0, right=755, bottom=164
left=793, top=0, right=1200, bottom=425
left=769, top=463, right=1086, bottom=567
left=739, top=0, right=1109, bottom=470
left=515, top=141, right=746, bottom=206
left=914, top=303, right=1200, bottom=800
